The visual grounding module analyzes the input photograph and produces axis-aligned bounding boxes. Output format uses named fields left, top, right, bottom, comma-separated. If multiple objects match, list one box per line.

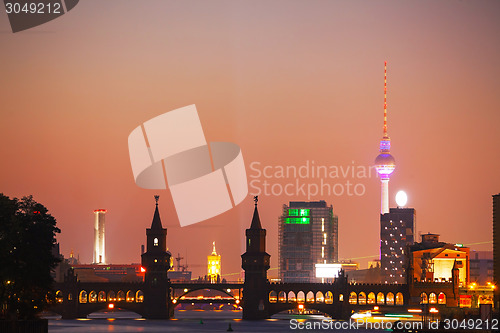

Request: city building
left=409, top=233, right=469, bottom=287
left=207, top=242, right=221, bottom=283
left=339, top=259, right=359, bottom=273
left=380, top=207, right=416, bottom=284
left=469, top=251, right=493, bottom=285
left=374, top=61, right=396, bottom=215
left=93, top=209, right=106, bottom=264
left=493, top=193, right=499, bottom=310
left=278, top=200, right=338, bottom=282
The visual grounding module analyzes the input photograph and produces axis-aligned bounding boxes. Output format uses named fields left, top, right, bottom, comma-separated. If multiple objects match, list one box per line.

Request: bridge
left=51, top=197, right=460, bottom=320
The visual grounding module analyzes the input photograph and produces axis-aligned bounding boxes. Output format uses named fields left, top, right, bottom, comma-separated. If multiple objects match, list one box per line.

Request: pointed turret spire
left=250, top=196, right=262, bottom=229
left=151, top=195, right=163, bottom=229
left=212, top=241, right=217, bottom=255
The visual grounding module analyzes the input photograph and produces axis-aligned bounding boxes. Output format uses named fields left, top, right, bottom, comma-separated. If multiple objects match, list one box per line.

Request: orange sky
left=1, top=1, right=499, bottom=279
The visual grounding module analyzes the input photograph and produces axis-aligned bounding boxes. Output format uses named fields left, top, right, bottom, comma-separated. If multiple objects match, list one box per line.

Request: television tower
left=374, top=61, right=396, bottom=214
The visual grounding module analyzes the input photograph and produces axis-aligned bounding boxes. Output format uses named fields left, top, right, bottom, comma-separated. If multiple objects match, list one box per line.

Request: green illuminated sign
left=285, top=217, right=310, bottom=224
left=288, top=208, right=310, bottom=217
left=299, top=209, right=310, bottom=216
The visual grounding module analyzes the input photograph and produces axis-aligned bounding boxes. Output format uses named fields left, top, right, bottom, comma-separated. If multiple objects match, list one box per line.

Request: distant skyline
left=1, top=1, right=499, bottom=279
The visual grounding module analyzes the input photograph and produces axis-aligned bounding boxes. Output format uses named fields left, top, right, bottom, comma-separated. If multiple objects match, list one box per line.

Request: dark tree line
left=0, top=193, right=60, bottom=320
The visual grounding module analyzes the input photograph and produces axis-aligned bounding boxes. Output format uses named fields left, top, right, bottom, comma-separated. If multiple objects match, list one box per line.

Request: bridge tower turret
left=141, top=195, right=172, bottom=319
left=241, top=196, right=270, bottom=319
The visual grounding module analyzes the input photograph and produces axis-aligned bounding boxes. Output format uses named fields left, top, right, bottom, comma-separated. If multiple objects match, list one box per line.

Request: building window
left=154, top=238, right=158, bottom=246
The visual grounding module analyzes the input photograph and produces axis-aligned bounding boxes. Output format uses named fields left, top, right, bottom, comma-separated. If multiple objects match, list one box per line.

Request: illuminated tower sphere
left=375, top=61, right=396, bottom=214
left=93, top=209, right=106, bottom=264
left=207, top=241, right=221, bottom=283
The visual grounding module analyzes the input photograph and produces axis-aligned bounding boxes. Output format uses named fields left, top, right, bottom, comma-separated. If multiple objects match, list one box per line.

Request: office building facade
left=380, top=207, right=416, bottom=284
left=279, top=201, right=338, bottom=282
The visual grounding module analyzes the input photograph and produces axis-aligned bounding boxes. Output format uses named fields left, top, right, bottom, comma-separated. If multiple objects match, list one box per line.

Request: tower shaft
left=380, top=178, right=389, bottom=214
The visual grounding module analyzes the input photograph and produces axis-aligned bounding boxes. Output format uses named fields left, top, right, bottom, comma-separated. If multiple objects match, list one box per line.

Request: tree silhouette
left=0, top=194, right=60, bottom=320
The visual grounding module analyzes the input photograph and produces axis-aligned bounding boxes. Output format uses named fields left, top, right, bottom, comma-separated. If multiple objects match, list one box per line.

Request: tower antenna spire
left=383, top=61, right=388, bottom=138
left=375, top=61, right=396, bottom=214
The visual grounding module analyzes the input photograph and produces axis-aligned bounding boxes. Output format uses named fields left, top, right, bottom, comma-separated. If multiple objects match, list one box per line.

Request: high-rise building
left=374, top=62, right=396, bottom=215
left=207, top=241, right=221, bottom=283
left=493, top=193, right=499, bottom=310
left=93, top=209, right=106, bottom=264
left=278, top=200, right=338, bottom=282
left=380, top=207, right=416, bottom=284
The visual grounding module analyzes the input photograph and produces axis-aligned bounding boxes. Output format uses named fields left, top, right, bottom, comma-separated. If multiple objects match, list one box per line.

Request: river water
left=46, top=310, right=390, bottom=332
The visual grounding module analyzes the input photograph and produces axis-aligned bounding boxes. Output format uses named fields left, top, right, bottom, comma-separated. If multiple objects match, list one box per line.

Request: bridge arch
left=420, top=292, right=428, bottom=304
left=278, top=291, right=286, bottom=303
left=108, top=291, right=116, bottom=302
left=287, top=291, right=296, bottom=303
left=367, top=292, right=375, bottom=304
left=376, top=292, right=384, bottom=305
left=325, top=291, right=333, bottom=304
left=297, top=291, right=305, bottom=303
left=358, top=292, right=366, bottom=305
left=55, top=290, right=63, bottom=303
left=349, top=291, right=357, bottom=305
left=306, top=291, right=314, bottom=303
left=269, top=291, right=277, bottom=303
left=98, top=291, right=106, bottom=302
left=117, top=290, right=125, bottom=302
left=172, top=285, right=237, bottom=304
left=395, top=292, right=403, bottom=305
left=126, top=290, right=135, bottom=302
left=89, top=291, right=97, bottom=303
left=429, top=292, right=437, bottom=304
left=438, top=292, right=446, bottom=305
left=315, top=291, right=324, bottom=303
left=79, top=290, right=87, bottom=303
left=136, top=290, right=144, bottom=302
left=386, top=292, right=394, bottom=305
